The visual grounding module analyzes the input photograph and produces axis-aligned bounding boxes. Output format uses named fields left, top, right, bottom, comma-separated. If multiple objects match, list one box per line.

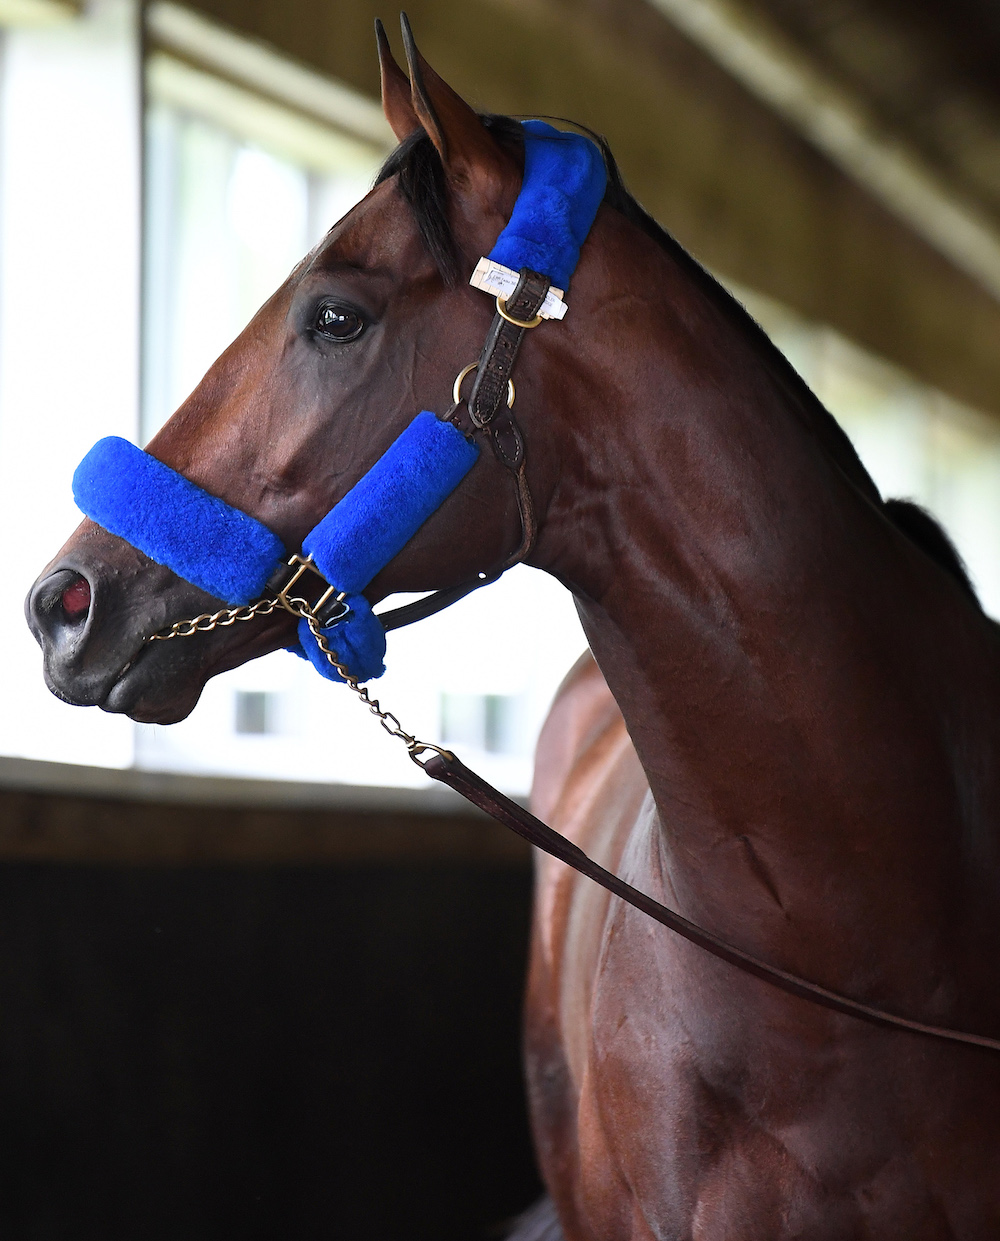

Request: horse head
left=27, top=20, right=589, bottom=725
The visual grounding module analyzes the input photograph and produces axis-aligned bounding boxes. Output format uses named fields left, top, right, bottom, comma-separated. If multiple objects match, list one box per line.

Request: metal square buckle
left=268, top=554, right=349, bottom=626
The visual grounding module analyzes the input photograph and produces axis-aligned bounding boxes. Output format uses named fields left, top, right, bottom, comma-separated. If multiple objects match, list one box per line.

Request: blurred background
left=1, top=0, right=999, bottom=1236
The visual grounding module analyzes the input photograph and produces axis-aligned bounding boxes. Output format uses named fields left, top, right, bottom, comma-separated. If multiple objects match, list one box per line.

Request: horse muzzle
left=25, top=520, right=276, bottom=722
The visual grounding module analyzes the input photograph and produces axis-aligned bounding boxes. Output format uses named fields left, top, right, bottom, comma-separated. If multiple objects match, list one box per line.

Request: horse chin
left=98, top=620, right=296, bottom=725
left=35, top=631, right=204, bottom=723
left=37, top=608, right=294, bottom=726
left=99, top=646, right=206, bottom=724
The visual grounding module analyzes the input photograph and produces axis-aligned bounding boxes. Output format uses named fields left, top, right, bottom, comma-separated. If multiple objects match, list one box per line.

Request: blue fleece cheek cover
left=294, top=411, right=478, bottom=682
left=72, top=412, right=478, bottom=684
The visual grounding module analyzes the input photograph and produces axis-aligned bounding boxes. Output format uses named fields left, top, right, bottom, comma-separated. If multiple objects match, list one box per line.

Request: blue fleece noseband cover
left=72, top=121, right=605, bottom=684
left=73, top=438, right=285, bottom=605
left=73, top=414, right=477, bottom=683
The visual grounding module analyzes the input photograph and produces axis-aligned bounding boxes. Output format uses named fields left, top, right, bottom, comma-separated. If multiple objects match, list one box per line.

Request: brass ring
left=452, top=362, right=515, bottom=409
left=496, top=295, right=542, bottom=329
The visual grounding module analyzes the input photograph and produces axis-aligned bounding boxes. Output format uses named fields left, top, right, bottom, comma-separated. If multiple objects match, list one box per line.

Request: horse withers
left=27, top=18, right=1000, bottom=1240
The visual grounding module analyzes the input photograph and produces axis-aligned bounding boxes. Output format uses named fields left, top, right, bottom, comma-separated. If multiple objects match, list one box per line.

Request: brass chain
left=150, top=597, right=281, bottom=640
left=150, top=592, right=451, bottom=768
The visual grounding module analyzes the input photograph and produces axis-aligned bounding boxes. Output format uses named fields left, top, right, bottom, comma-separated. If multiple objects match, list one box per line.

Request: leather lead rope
left=377, top=268, right=549, bottom=633
left=424, top=750, right=1000, bottom=1055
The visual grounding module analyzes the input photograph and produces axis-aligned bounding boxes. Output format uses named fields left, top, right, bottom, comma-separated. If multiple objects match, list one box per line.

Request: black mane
left=375, top=117, right=981, bottom=607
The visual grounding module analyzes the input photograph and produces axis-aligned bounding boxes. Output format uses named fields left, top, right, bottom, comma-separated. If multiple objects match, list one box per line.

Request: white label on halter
left=469, top=258, right=568, bottom=320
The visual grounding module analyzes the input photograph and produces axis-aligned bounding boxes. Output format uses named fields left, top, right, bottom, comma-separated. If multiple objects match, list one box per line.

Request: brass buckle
left=273, top=554, right=347, bottom=624
left=495, top=294, right=542, bottom=329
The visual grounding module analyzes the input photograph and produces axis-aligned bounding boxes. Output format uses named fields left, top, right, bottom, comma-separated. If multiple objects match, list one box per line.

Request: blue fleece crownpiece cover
left=488, top=120, right=607, bottom=291
left=72, top=415, right=478, bottom=685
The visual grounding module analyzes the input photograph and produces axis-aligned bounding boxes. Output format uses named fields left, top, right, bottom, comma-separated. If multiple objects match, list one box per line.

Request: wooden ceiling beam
left=173, top=0, right=1000, bottom=419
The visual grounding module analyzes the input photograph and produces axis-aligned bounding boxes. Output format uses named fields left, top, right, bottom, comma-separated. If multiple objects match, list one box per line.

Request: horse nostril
left=61, top=577, right=91, bottom=619
left=26, top=568, right=98, bottom=653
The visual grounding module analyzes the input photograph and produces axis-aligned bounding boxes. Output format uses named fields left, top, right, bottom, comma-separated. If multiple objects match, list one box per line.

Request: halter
left=72, top=120, right=606, bottom=684
left=68, top=120, right=1000, bottom=1055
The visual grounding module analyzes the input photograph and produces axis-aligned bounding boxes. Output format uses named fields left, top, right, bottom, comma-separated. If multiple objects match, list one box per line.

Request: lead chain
left=299, top=612, right=450, bottom=766
left=151, top=595, right=450, bottom=768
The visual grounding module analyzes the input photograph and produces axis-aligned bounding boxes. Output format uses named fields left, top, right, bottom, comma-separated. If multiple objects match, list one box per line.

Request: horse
left=26, top=19, right=1000, bottom=1240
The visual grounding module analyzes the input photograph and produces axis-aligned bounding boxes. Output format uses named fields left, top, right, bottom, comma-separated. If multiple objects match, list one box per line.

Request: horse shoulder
left=531, top=650, right=644, bottom=831
left=526, top=652, right=653, bottom=1230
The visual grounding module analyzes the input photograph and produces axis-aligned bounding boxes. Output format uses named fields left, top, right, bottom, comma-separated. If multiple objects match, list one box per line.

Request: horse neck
left=534, top=221, right=997, bottom=940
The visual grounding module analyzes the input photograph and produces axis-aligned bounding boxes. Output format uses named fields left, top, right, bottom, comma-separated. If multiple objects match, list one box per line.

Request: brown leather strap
left=469, top=268, right=550, bottom=436
left=424, top=750, right=1000, bottom=1054
left=377, top=576, right=496, bottom=631
left=378, top=275, right=547, bottom=634
left=468, top=267, right=547, bottom=564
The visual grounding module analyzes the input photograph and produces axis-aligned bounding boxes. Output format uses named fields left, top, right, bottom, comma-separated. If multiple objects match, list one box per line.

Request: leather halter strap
left=424, top=751, right=1000, bottom=1055
left=377, top=267, right=549, bottom=632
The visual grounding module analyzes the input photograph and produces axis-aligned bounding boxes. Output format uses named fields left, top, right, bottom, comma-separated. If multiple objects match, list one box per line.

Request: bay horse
left=26, top=19, right=1000, bottom=1240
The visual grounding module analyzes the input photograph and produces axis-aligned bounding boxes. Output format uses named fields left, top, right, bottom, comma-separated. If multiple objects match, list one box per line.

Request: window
left=142, top=61, right=382, bottom=439
left=0, top=0, right=140, bottom=770
left=234, top=691, right=276, bottom=736
left=441, top=694, right=518, bottom=755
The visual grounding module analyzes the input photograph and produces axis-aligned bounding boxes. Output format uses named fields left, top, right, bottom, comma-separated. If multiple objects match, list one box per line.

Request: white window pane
left=0, top=0, right=139, bottom=768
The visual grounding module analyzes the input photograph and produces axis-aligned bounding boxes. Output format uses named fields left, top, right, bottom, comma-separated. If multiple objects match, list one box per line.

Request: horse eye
left=314, top=303, right=365, bottom=342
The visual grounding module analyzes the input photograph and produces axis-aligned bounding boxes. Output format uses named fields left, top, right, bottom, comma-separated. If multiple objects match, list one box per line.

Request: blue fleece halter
left=74, top=414, right=477, bottom=683
left=72, top=122, right=606, bottom=683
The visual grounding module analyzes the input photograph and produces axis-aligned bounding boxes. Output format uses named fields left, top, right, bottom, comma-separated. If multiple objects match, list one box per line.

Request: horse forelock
left=374, top=114, right=526, bottom=286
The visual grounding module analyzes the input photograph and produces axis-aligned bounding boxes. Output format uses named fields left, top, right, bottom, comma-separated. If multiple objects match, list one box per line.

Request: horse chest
left=527, top=656, right=1000, bottom=1240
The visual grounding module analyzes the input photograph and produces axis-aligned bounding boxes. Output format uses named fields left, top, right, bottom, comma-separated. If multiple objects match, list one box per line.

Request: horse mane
left=375, top=117, right=981, bottom=607
left=883, top=498, right=979, bottom=601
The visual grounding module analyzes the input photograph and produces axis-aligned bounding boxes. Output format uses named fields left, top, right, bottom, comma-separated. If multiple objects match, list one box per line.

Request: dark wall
left=0, top=788, right=540, bottom=1240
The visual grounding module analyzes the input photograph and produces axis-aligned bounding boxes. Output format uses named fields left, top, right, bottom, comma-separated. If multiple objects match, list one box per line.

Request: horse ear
left=376, top=18, right=420, bottom=142
left=399, top=13, right=508, bottom=193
